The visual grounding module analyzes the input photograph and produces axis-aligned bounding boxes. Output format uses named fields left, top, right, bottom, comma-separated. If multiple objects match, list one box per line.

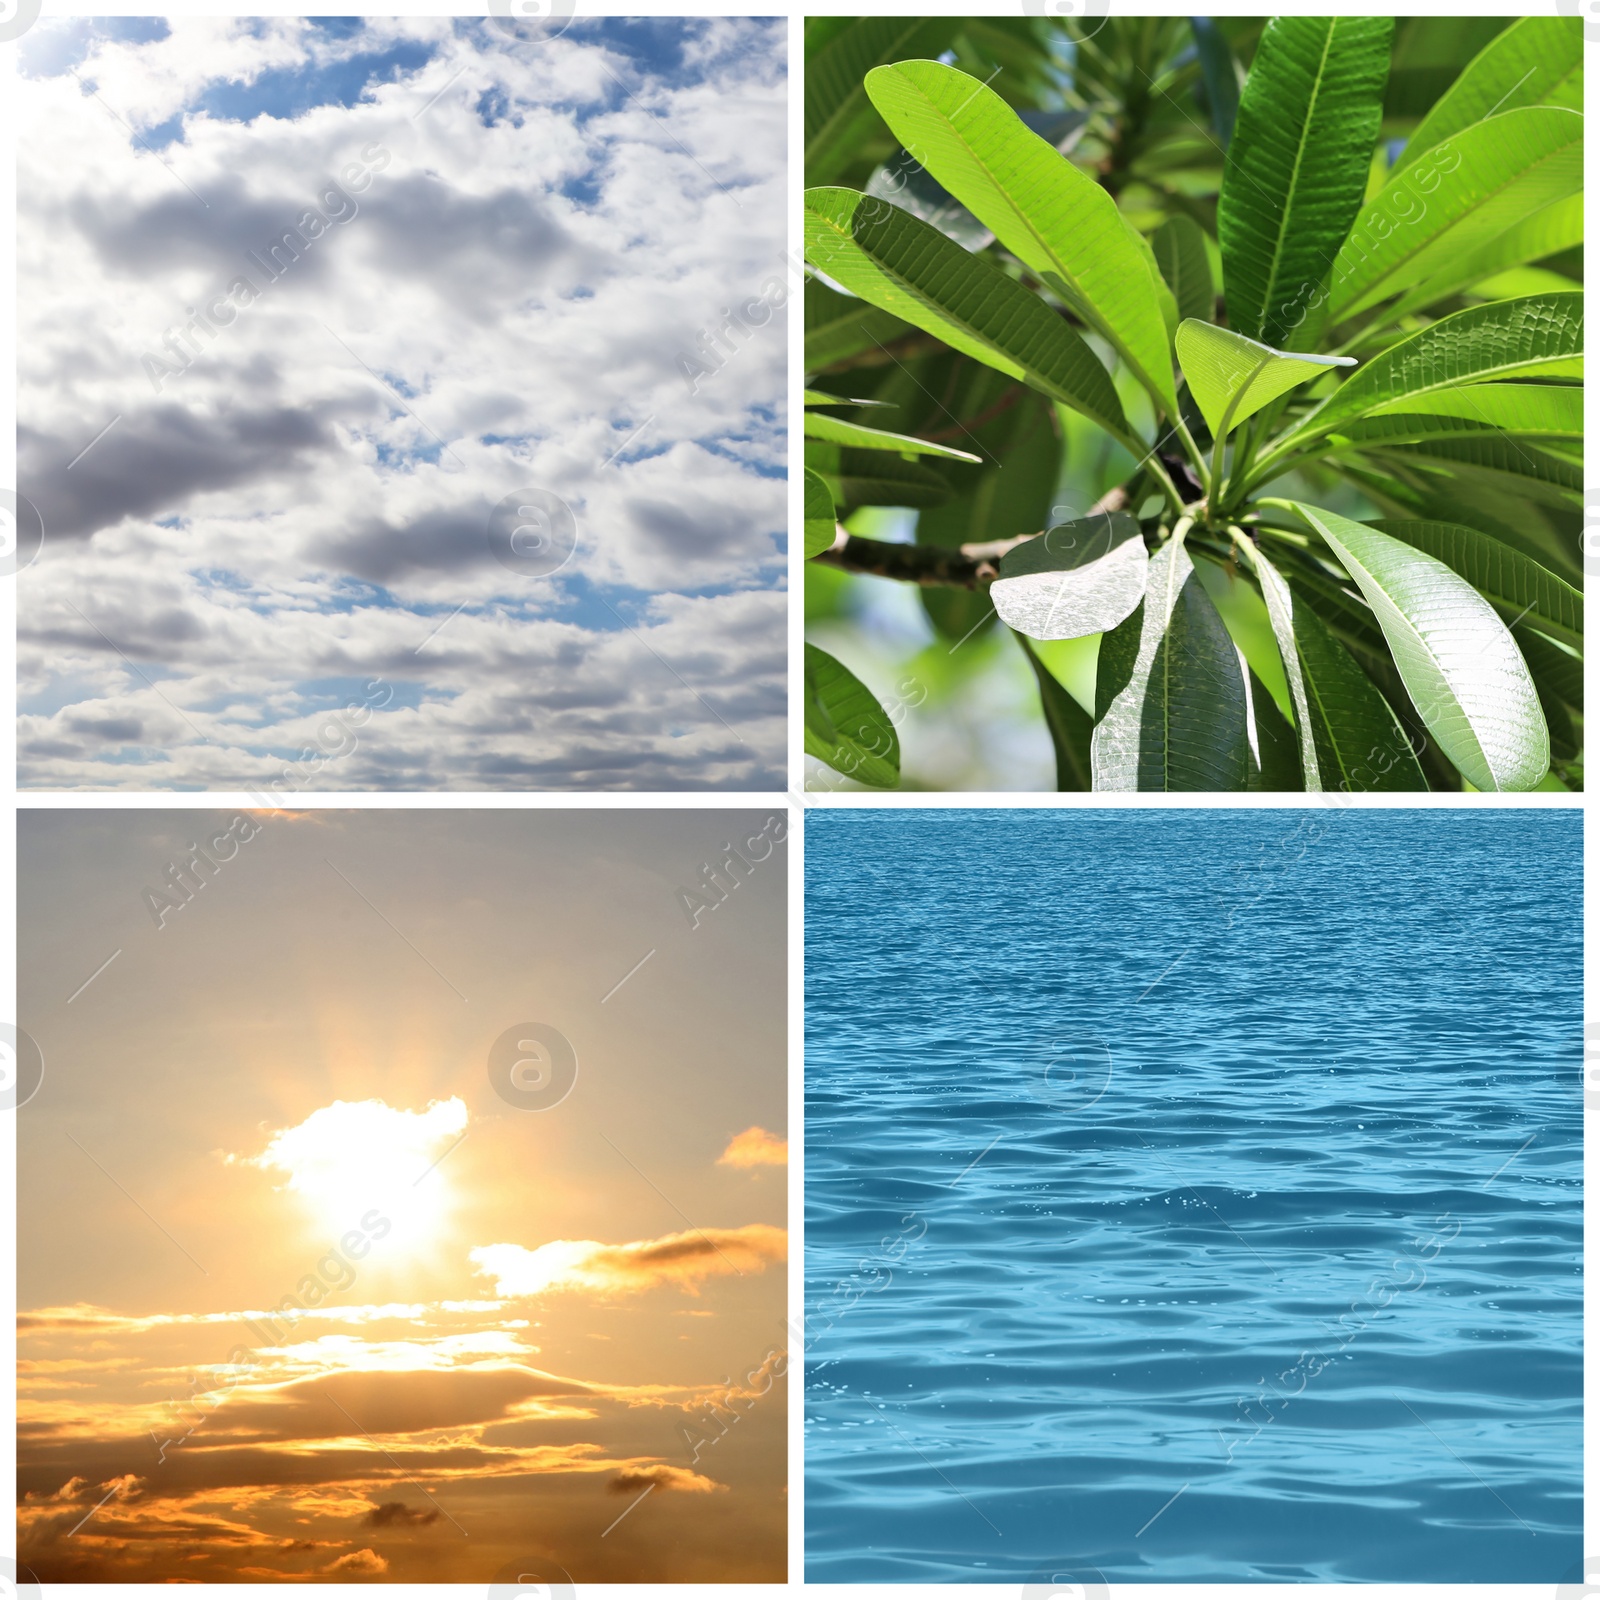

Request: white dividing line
left=600, top=414, right=657, bottom=469
left=947, top=1134, right=1003, bottom=1188
left=66, top=1482, right=123, bottom=1537
left=601, top=1483, right=655, bottom=1537
left=411, top=66, right=467, bottom=122
left=66, top=415, right=123, bottom=471
left=600, top=948, right=656, bottom=1005
left=67, top=948, right=122, bottom=1004
left=1135, top=1482, right=1190, bottom=1537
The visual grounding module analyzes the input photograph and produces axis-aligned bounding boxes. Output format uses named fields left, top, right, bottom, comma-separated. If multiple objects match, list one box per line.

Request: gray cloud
left=21, top=404, right=334, bottom=540
left=307, top=503, right=501, bottom=582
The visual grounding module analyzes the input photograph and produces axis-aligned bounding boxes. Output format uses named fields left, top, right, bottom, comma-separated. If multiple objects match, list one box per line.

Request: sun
left=249, top=1097, right=467, bottom=1257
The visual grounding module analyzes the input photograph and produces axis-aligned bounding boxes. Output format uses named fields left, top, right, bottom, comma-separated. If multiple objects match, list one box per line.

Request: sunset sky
left=18, top=809, right=787, bottom=1581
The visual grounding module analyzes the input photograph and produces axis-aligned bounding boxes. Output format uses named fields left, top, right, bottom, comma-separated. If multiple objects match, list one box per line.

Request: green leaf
left=1513, top=623, right=1582, bottom=709
left=1245, top=667, right=1303, bottom=791
left=1368, top=518, right=1581, bottom=650
left=1329, top=453, right=1581, bottom=581
left=803, top=186, right=1130, bottom=440
left=1233, top=537, right=1321, bottom=788
left=1290, top=501, right=1549, bottom=791
left=1368, top=435, right=1581, bottom=511
left=1360, top=381, right=1581, bottom=436
left=810, top=443, right=953, bottom=509
left=1218, top=16, right=1394, bottom=348
left=864, top=152, right=994, bottom=253
left=1329, top=414, right=1559, bottom=458
left=1330, top=107, right=1582, bottom=321
left=1091, top=536, right=1251, bottom=792
left=1189, top=16, right=1241, bottom=148
left=1017, top=631, right=1093, bottom=791
left=1281, top=293, right=1584, bottom=446
left=1151, top=215, right=1214, bottom=325
left=990, top=512, right=1148, bottom=642
left=1385, top=193, right=1582, bottom=318
left=1238, top=536, right=1427, bottom=791
left=1512, top=625, right=1583, bottom=760
left=1292, top=584, right=1432, bottom=792
left=1175, top=318, right=1353, bottom=439
left=802, top=410, right=982, bottom=461
left=1384, top=17, right=1514, bottom=122
left=803, top=643, right=901, bottom=788
left=1394, top=17, right=1582, bottom=174
left=804, top=468, right=837, bottom=560
left=806, top=18, right=961, bottom=183
left=1192, top=554, right=1293, bottom=716
left=804, top=662, right=836, bottom=745
left=803, top=389, right=895, bottom=407
left=864, top=59, right=1178, bottom=412
left=861, top=109, right=1096, bottom=254
left=805, top=279, right=913, bottom=371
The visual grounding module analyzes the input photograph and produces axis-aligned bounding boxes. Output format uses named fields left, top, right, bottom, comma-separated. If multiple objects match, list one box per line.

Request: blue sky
left=18, top=17, right=787, bottom=790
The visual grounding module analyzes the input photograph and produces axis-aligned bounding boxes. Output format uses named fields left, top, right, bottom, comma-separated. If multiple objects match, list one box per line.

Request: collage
left=2, top=5, right=1588, bottom=1597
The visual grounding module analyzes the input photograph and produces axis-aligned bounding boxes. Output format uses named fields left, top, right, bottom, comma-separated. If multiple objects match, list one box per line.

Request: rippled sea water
left=804, top=809, right=1581, bottom=1584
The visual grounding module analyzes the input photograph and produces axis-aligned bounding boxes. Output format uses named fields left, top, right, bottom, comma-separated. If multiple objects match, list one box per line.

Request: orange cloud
left=717, top=1127, right=787, bottom=1168
left=325, top=1548, right=387, bottom=1574
left=471, top=1225, right=787, bottom=1299
left=608, top=1464, right=725, bottom=1495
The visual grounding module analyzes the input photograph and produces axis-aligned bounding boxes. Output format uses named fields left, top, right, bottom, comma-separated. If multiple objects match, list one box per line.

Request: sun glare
left=250, top=1097, right=468, bottom=1255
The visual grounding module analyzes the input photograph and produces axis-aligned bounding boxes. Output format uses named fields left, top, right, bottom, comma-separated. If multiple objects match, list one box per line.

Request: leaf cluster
left=803, top=16, right=1582, bottom=792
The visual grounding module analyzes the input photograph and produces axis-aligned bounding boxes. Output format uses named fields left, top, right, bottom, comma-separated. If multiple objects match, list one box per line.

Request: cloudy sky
left=17, top=18, right=787, bottom=790
left=18, top=809, right=787, bottom=1581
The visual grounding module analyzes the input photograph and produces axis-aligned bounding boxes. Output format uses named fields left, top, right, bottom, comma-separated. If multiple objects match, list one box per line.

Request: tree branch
left=815, top=486, right=1131, bottom=589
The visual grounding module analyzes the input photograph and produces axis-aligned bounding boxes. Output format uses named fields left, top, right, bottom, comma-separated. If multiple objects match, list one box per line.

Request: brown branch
left=815, top=486, right=1130, bottom=590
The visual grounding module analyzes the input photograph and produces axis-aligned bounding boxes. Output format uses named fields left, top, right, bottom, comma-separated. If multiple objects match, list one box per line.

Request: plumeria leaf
left=864, top=59, right=1179, bottom=412
left=804, top=468, right=838, bottom=560
left=1218, top=16, right=1393, bottom=347
left=990, top=512, right=1149, bottom=642
left=1176, top=318, right=1353, bottom=439
left=803, top=410, right=981, bottom=460
left=1291, top=502, right=1549, bottom=791
left=1092, top=536, right=1251, bottom=791
left=804, top=643, right=901, bottom=788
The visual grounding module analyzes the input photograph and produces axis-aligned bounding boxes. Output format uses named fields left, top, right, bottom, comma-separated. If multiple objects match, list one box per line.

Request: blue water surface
left=804, top=809, right=1581, bottom=1584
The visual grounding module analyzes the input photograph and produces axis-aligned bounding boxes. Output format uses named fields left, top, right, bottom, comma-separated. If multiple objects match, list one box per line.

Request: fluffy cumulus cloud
left=17, top=18, right=788, bottom=790
left=717, top=1125, right=787, bottom=1168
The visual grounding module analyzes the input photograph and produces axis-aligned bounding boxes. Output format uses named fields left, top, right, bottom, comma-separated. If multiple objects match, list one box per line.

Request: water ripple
left=805, top=809, right=1580, bottom=1583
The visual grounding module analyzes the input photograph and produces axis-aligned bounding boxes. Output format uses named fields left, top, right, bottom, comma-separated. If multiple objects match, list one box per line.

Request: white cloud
left=18, top=19, right=788, bottom=789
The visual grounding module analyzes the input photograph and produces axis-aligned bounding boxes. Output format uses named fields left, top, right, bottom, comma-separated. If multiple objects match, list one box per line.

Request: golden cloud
left=470, top=1225, right=787, bottom=1298
left=608, top=1464, right=725, bottom=1495
left=717, top=1127, right=787, bottom=1168
left=325, top=1548, right=388, bottom=1574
